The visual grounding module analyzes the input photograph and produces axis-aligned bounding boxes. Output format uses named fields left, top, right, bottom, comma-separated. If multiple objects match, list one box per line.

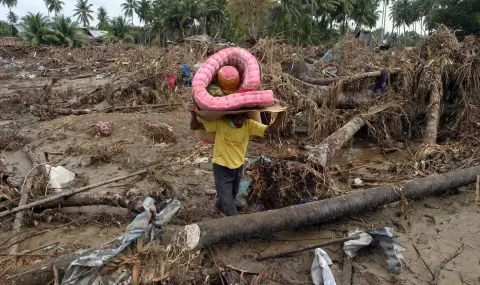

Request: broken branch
left=256, top=234, right=360, bottom=261
left=0, top=169, right=149, bottom=219
left=303, top=103, right=392, bottom=168
left=9, top=146, right=46, bottom=255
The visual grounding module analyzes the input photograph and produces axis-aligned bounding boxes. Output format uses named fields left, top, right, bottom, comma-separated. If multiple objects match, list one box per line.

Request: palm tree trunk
left=381, top=1, right=386, bottom=37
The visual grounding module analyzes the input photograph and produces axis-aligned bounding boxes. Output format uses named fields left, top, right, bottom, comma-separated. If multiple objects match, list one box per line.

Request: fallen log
left=69, top=73, right=94, bottom=80
left=302, top=104, right=392, bottom=168
left=281, top=61, right=399, bottom=86
left=9, top=146, right=46, bottom=255
left=292, top=80, right=373, bottom=109
left=33, top=190, right=165, bottom=213
left=104, top=103, right=181, bottom=113
left=184, top=165, right=480, bottom=249
left=0, top=169, right=149, bottom=219
left=423, top=72, right=443, bottom=145
left=38, top=106, right=92, bottom=116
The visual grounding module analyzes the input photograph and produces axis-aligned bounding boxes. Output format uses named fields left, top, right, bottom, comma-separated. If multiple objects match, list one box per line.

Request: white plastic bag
left=46, top=165, right=76, bottom=191
left=311, top=248, right=337, bottom=285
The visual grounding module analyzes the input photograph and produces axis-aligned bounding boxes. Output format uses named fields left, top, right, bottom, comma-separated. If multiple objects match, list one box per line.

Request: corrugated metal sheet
left=13, top=24, right=26, bottom=34
left=88, top=30, right=108, bottom=38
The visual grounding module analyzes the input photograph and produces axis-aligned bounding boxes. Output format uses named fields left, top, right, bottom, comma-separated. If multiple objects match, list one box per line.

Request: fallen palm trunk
left=39, top=106, right=92, bottom=116
left=423, top=72, right=443, bottom=144
left=185, top=165, right=480, bottom=249
left=300, top=70, right=399, bottom=86
left=5, top=249, right=94, bottom=285
left=302, top=104, right=392, bottom=168
left=0, top=169, right=149, bottom=218
left=292, top=80, right=372, bottom=108
left=281, top=60, right=399, bottom=86
left=33, top=190, right=165, bottom=213
left=9, top=146, right=46, bottom=255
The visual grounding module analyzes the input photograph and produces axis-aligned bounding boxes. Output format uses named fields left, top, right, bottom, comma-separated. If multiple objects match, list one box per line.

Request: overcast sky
left=1, top=0, right=395, bottom=31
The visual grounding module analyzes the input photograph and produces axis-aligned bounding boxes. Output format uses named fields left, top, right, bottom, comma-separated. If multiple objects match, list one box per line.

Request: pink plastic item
left=192, top=47, right=274, bottom=111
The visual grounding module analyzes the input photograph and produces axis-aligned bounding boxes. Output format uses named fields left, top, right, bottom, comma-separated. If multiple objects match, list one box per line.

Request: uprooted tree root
left=247, top=157, right=342, bottom=210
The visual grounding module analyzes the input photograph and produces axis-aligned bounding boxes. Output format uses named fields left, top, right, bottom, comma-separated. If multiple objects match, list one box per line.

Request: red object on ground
left=167, top=74, right=175, bottom=88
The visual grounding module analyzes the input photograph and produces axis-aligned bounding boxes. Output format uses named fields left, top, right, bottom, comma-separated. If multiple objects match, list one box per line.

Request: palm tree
left=121, top=0, right=138, bottom=26
left=172, top=0, right=205, bottom=36
left=20, top=12, right=51, bottom=46
left=272, top=0, right=302, bottom=36
left=7, top=11, right=18, bottom=24
left=381, top=0, right=390, bottom=37
left=110, top=16, right=130, bottom=40
left=44, top=0, right=64, bottom=20
left=390, top=0, right=413, bottom=36
left=136, top=0, right=151, bottom=24
left=73, top=0, right=94, bottom=27
left=350, top=0, right=380, bottom=29
left=1, top=0, right=18, bottom=11
left=50, top=16, right=86, bottom=47
left=331, top=0, right=355, bottom=34
left=97, top=7, right=109, bottom=30
left=200, top=0, right=225, bottom=35
left=311, top=0, right=339, bottom=30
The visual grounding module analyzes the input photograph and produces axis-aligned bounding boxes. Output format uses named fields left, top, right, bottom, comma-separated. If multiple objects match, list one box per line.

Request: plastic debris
left=16, top=70, right=35, bottom=79
left=343, top=227, right=406, bottom=273
left=37, top=65, right=45, bottom=71
left=311, top=248, right=337, bottom=285
left=181, top=64, right=193, bottom=86
left=61, top=197, right=181, bottom=285
left=95, top=74, right=107, bottom=80
left=353, top=178, right=363, bottom=186
left=167, top=74, right=175, bottom=88
left=193, top=63, right=202, bottom=73
left=194, top=157, right=209, bottom=164
left=46, top=165, right=76, bottom=191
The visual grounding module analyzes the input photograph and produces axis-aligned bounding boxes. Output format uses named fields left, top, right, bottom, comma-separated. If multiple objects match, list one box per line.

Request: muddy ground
left=0, top=45, right=479, bottom=285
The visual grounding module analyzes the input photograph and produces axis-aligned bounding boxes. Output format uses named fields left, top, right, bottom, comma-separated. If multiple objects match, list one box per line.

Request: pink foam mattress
left=192, top=47, right=274, bottom=111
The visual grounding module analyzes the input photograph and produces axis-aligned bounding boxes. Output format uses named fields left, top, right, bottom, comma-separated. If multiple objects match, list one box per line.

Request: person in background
left=188, top=103, right=285, bottom=216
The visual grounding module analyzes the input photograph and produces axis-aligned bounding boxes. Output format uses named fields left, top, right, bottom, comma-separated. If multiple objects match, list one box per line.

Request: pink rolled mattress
left=192, top=47, right=274, bottom=111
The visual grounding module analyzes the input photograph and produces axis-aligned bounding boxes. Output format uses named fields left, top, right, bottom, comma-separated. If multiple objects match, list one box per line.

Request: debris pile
left=248, top=157, right=335, bottom=209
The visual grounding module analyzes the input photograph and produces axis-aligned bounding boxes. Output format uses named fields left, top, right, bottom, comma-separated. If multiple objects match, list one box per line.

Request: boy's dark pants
left=213, top=163, right=242, bottom=216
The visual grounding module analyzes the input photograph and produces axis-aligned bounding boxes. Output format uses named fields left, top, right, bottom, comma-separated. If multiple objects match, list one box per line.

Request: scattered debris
left=344, top=227, right=406, bottom=273
left=311, top=248, right=337, bottom=285
left=143, top=123, right=176, bottom=144
left=46, top=165, right=76, bottom=192
left=61, top=197, right=180, bottom=284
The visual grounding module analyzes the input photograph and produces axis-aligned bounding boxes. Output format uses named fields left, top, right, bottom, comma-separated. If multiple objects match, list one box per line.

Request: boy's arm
left=190, top=111, right=205, bottom=131
left=248, top=112, right=285, bottom=137
left=188, top=102, right=218, bottom=132
left=264, top=112, right=285, bottom=135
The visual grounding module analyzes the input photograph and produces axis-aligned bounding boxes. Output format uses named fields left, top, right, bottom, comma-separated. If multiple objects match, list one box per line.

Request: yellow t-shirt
left=203, top=119, right=267, bottom=169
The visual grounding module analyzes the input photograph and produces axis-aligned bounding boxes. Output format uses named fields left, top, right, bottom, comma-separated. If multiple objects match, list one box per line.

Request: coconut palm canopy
left=2, top=0, right=478, bottom=45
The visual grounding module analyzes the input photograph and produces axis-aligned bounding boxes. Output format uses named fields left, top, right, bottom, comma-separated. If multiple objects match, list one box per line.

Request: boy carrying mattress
left=188, top=103, right=284, bottom=216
